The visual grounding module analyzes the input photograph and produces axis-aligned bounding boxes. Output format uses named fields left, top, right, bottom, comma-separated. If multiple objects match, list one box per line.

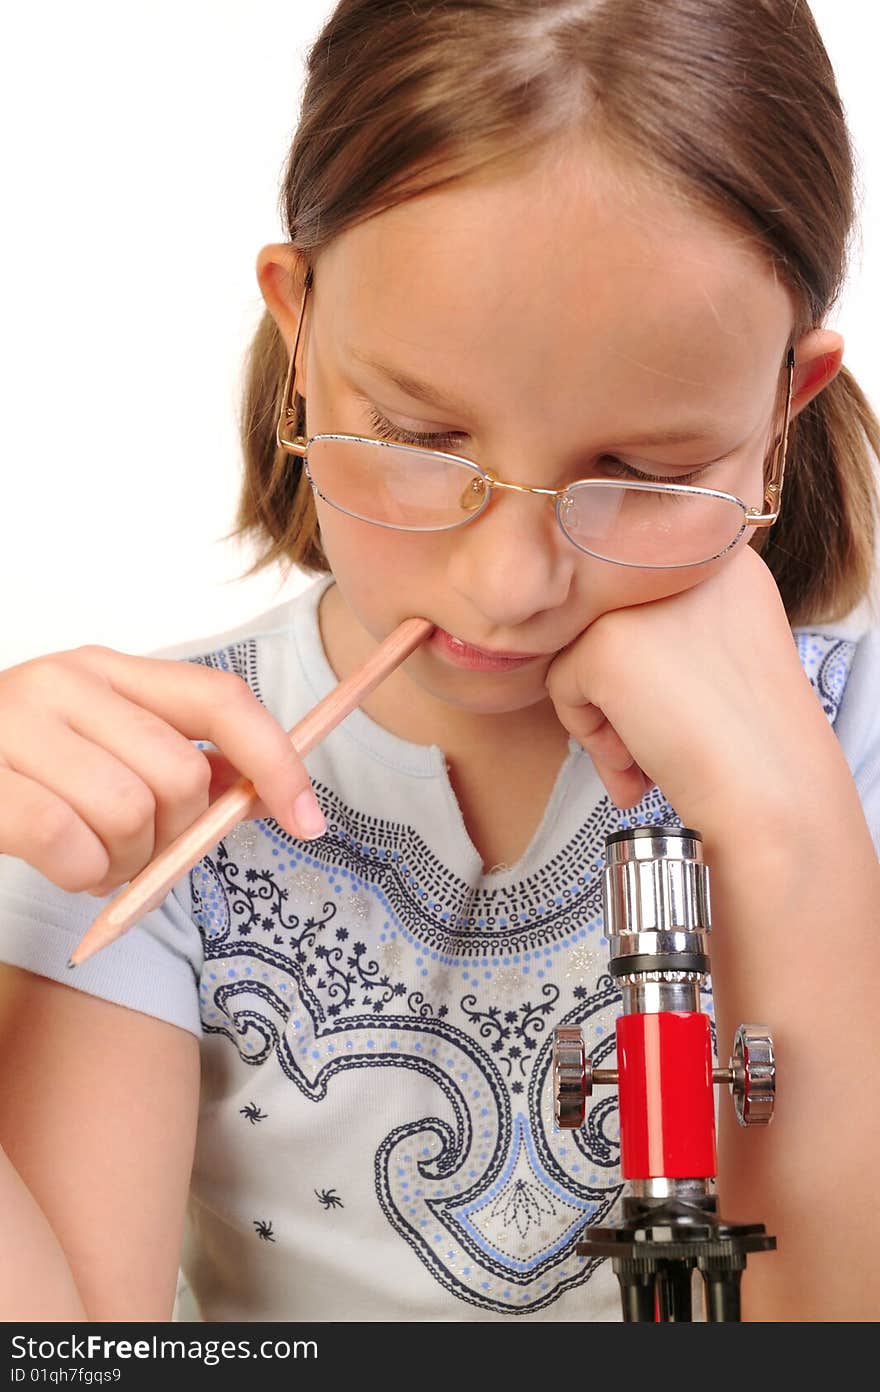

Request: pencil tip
left=66, top=958, right=78, bottom=970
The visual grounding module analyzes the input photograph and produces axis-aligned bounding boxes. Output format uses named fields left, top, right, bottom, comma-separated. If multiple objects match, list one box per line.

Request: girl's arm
left=0, top=1141, right=88, bottom=1319
left=0, top=963, right=200, bottom=1321
left=0, top=638, right=324, bottom=1317
left=699, top=753, right=880, bottom=1322
left=544, top=546, right=879, bottom=1319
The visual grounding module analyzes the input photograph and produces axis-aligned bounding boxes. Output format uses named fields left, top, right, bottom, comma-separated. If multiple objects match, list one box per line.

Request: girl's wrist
left=670, top=689, right=861, bottom=849
left=684, top=748, right=877, bottom=901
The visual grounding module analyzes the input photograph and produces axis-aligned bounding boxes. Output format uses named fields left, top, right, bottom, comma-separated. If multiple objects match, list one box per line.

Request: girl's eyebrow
left=344, top=346, right=724, bottom=447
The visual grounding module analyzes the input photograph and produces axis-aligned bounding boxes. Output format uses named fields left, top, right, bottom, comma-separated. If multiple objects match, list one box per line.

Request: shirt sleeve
left=833, top=624, right=880, bottom=859
left=0, top=856, right=204, bottom=1038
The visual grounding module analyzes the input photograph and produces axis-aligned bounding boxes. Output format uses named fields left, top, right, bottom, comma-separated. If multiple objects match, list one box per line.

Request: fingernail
left=292, top=788, right=327, bottom=839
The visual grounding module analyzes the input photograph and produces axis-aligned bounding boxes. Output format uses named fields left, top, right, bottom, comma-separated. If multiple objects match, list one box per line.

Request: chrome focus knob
left=729, top=1024, right=775, bottom=1127
left=553, top=1026, right=591, bottom=1128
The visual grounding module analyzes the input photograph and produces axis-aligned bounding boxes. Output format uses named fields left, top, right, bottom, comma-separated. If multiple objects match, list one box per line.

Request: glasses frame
left=275, top=271, right=796, bottom=569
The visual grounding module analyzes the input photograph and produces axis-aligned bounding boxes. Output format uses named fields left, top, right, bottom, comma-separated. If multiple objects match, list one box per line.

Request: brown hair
left=231, top=0, right=879, bottom=629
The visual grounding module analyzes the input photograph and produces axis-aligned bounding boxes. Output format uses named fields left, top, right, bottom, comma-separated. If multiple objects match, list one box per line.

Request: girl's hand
left=0, top=645, right=327, bottom=896
left=544, top=543, right=833, bottom=827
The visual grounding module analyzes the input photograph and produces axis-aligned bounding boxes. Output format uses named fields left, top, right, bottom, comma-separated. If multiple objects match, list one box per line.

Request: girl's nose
left=446, top=479, right=576, bottom=627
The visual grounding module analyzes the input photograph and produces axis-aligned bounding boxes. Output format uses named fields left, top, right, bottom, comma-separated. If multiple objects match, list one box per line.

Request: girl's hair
left=232, top=0, right=879, bottom=629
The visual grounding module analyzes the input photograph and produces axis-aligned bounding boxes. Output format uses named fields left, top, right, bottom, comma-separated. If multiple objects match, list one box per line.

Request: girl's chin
left=408, top=650, right=552, bottom=713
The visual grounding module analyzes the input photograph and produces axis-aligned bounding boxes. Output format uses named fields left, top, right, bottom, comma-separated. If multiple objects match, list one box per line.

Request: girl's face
left=286, top=140, right=803, bottom=724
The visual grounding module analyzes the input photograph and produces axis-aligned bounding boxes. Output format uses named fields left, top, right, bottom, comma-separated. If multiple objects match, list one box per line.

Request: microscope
left=553, top=824, right=776, bottom=1321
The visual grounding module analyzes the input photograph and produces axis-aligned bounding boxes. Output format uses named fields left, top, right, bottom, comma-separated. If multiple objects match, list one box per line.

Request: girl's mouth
left=428, top=627, right=546, bottom=671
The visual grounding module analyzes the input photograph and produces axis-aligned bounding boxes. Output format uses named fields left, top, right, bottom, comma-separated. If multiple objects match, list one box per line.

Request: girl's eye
left=367, top=407, right=466, bottom=451
left=600, top=458, right=710, bottom=486
left=366, top=406, right=711, bottom=485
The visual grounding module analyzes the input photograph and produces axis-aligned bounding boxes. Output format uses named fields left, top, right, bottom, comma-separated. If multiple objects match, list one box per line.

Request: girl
left=1, top=0, right=879, bottom=1324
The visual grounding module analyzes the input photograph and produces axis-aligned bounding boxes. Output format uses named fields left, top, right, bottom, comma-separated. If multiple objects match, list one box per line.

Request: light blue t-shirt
left=0, top=573, right=878, bottom=1322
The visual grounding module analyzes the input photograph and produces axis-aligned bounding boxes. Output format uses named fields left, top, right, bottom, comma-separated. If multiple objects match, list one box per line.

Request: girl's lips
left=428, top=627, right=545, bottom=671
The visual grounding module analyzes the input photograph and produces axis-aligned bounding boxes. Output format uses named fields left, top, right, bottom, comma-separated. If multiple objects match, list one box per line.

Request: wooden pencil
left=67, top=615, right=435, bottom=966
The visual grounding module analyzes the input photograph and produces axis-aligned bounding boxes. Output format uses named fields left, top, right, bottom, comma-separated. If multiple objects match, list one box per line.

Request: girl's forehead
left=315, top=146, right=793, bottom=417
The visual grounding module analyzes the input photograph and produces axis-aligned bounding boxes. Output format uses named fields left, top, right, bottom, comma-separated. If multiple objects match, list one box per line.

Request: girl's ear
left=255, top=243, right=311, bottom=393
left=788, top=328, right=845, bottom=421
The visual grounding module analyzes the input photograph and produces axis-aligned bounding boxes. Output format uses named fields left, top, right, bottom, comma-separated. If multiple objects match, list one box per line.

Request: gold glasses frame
left=275, top=269, right=796, bottom=568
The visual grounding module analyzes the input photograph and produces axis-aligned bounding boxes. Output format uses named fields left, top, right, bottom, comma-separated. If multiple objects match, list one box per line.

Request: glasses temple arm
left=746, top=346, right=795, bottom=528
left=276, top=275, right=312, bottom=457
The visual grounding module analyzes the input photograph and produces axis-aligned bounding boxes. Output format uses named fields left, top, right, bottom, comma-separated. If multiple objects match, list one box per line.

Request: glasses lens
left=559, top=481, right=747, bottom=568
left=306, top=437, right=487, bottom=530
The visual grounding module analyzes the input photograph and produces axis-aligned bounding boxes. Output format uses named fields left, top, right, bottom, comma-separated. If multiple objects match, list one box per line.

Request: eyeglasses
left=275, top=271, right=795, bottom=569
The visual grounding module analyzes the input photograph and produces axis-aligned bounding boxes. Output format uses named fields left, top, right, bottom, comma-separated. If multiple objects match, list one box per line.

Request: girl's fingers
left=0, top=643, right=328, bottom=899
left=0, top=707, right=160, bottom=892
left=546, top=641, right=649, bottom=798
left=63, top=678, right=216, bottom=854
left=547, top=687, right=651, bottom=806
left=566, top=702, right=639, bottom=773
left=0, top=764, right=111, bottom=892
left=69, top=646, right=322, bottom=836
left=595, top=761, right=652, bottom=810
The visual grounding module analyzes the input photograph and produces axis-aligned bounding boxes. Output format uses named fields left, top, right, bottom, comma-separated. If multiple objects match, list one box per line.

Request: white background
left=2, top=1, right=877, bottom=668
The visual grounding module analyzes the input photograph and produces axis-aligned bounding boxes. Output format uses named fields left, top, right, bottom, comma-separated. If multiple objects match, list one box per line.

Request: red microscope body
left=554, top=824, right=776, bottom=1321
